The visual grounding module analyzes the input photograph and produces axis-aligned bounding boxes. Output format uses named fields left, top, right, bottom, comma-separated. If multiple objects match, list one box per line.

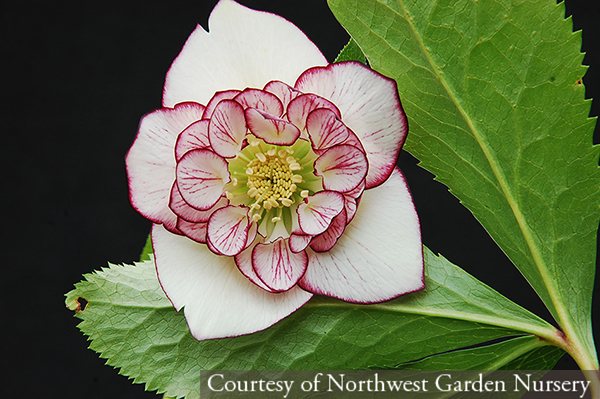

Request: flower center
left=225, top=135, right=322, bottom=239
left=246, top=152, right=299, bottom=211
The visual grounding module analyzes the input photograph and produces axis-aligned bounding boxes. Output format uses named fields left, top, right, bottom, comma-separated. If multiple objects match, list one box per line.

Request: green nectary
left=224, top=135, right=323, bottom=239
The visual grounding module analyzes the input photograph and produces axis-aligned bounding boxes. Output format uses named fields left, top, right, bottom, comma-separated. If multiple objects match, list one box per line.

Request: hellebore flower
left=126, top=0, right=424, bottom=340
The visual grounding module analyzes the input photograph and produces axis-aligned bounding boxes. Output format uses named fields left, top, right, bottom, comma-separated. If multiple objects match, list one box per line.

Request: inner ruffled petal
left=252, top=238, right=308, bottom=292
left=234, top=88, right=284, bottom=117
left=176, top=149, right=230, bottom=210
left=207, top=205, right=250, bottom=256
left=208, top=99, right=247, bottom=158
left=306, top=108, right=350, bottom=151
left=246, top=108, right=300, bottom=145
left=175, top=119, right=211, bottom=161
left=286, top=94, right=341, bottom=133
left=313, top=144, right=368, bottom=193
left=296, top=190, right=345, bottom=235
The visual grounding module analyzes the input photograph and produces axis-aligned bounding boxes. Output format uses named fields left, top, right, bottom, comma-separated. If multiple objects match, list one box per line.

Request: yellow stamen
left=280, top=198, right=293, bottom=207
left=256, top=152, right=267, bottom=163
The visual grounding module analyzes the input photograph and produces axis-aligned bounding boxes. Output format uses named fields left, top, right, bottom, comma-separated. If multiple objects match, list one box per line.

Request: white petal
left=163, top=0, right=327, bottom=107
left=252, top=238, right=308, bottom=292
left=126, top=103, right=205, bottom=230
left=152, top=224, right=312, bottom=340
left=296, top=191, right=344, bottom=235
left=295, top=62, right=408, bottom=188
left=299, top=168, right=424, bottom=302
left=176, top=149, right=230, bottom=210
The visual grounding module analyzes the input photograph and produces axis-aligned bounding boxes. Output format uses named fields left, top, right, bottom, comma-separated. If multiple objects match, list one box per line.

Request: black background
left=2, top=0, right=599, bottom=397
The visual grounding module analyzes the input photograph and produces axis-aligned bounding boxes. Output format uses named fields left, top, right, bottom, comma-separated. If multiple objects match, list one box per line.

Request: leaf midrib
left=305, top=300, right=558, bottom=344
left=384, top=0, right=567, bottom=329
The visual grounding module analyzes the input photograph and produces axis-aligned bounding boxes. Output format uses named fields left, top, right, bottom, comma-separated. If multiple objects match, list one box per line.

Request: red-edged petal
left=235, top=239, right=276, bottom=292
left=126, top=103, right=205, bottom=231
left=203, top=90, right=241, bottom=119
left=341, top=128, right=366, bottom=153
left=209, top=100, right=247, bottom=158
left=343, top=180, right=365, bottom=223
left=207, top=205, right=250, bottom=256
left=176, top=149, right=230, bottom=210
left=264, top=80, right=300, bottom=109
left=289, top=233, right=311, bottom=253
left=306, top=108, right=349, bottom=151
left=170, top=184, right=228, bottom=223
left=162, top=0, right=327, bottom=108
left=295, top=62, right=408, bottom=188
left=175, top=119, right=210, bottom=161
left=152, top=224, right=312, bottom=340
left=298, top=168, right=424, bottom=303
left=286, top=94, right=340, bottom=133
left=314, top=144, right=368, bottom=193
left=309, top=209, right=347, bottom=252
left=177, top=219, right=208, bottom=243
left=246, top=108, right=300, bottom=145
left=245, top=221, right=258, bottom=250
left=234, top=88, right=283, bottom=117
left=296, top=191, right=344, bottom=235
left=252, top=238, right=307, bottom=292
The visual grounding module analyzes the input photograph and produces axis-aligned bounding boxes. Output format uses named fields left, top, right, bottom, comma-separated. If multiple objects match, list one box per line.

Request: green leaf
left=500, top=343, right=565, bottom=370
left=328, top=0, right=599, bottom=368
left=394, top=336, right=563, bottom=370
left=66, top=247, right=559, bottom=398
left=334, top=38, right=367, bottom=64
left=140, top=233, right=153, bottom=262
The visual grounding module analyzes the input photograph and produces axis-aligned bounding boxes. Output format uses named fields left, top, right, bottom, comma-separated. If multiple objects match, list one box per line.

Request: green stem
left=558, top=329, right=600, bottom=398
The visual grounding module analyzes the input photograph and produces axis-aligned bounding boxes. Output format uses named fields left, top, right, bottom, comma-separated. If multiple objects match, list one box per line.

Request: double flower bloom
left=126, top=0, right=424, bottom=340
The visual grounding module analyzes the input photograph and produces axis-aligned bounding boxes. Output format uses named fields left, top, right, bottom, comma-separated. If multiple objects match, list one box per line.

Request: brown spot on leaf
left=74, top=297, right=88, bottom=312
